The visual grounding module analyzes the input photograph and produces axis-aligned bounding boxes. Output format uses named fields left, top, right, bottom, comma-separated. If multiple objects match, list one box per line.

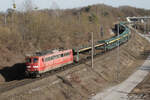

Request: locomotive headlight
left=27, top=66, right=31, bottom=68
left=33, top=66, right=38, bottom=68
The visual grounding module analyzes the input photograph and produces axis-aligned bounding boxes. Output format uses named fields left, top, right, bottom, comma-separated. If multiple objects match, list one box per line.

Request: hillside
left=1, top=21, right=150, bottom=100
left=0, top=3, right=150, bottom=100
left=0, top=4, right=150, bottom=67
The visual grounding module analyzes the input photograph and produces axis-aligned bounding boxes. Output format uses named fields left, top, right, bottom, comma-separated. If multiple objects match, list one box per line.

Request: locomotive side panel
left=39, top=49, right=73, bottom=74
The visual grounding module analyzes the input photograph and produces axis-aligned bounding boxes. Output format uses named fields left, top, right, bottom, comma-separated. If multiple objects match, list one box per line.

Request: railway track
left=0, top=51, right=105, bottom=94
left=0, top=41, right=129, bottom=94
left=0, top=47, right=123, bottom=94
left=0, top=22, right=130, bottom=94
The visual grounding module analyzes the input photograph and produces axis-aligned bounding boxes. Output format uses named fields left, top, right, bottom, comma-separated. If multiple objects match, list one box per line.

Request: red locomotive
left=25, top=49, right=73, bottom=77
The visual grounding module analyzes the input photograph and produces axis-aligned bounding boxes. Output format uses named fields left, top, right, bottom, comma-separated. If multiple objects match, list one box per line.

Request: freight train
left=25, top=22, right=131, bottom=77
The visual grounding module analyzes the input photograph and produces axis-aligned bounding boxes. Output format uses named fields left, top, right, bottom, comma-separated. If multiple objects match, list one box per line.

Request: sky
left=0, top=0, right=150, bottom=12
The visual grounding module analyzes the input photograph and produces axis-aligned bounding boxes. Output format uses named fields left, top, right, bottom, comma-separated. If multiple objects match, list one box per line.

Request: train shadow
left=0, top=63, right=26, bottom=82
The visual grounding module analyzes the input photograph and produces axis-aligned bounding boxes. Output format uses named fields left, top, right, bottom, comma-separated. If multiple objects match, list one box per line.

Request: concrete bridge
left=127, top=16, right=150, bottom=23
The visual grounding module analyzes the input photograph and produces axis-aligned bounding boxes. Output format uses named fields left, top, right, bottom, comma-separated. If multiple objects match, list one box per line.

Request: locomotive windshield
left=26, top=58, right=31, bottom=63
left=26, top=58, right=38, bottom=63
left=33, top=58, right=38, bottom=63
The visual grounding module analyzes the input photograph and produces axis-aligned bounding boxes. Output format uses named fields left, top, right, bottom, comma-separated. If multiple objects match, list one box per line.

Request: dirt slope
left=0, top=28, right=150, bottom=100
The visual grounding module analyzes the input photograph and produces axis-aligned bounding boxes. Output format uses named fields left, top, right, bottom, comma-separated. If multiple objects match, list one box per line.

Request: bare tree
left=23, top=0, right=34, bottom=12
left=50, top=1, right=60, bottom=17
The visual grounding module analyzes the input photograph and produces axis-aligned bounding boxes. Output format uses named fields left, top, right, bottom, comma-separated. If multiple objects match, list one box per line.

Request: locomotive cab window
left=33, top=58, right=38, bottom=63
left=26, top=58, right=31, bottom=63
left=61, top=54, right=63, bottom=57
left=64, top=52, right=70, bottom=56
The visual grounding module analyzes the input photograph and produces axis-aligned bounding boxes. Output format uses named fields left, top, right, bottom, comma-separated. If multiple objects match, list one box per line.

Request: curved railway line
left=0, top=22, right=131, bottom=94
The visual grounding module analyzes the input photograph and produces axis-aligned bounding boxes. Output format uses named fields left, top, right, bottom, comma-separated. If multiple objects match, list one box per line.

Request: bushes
left=88, top=13, right=98, bottom=23
left=102, top=11, right=109, bottom=16
left=84, top=6, right=91, bottom=12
